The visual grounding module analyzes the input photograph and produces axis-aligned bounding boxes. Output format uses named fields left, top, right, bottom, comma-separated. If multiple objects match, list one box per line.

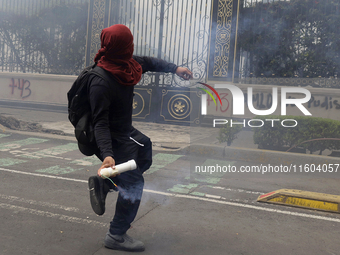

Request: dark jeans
left=95, top=127, right=152, bottom=235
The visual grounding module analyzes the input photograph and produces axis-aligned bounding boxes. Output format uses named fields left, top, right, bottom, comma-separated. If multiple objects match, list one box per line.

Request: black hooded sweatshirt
left=87, top=56, right=178, bottom=160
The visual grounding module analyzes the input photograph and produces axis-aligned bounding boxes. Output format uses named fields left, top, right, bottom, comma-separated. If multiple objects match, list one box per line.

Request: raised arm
left=133, top=55, right=193, bottom=80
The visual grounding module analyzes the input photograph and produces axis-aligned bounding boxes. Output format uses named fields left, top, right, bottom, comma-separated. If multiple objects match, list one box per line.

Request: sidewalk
left=1, top=106, right=339, bottom=165
left=0, top=106, right=222, bottom=151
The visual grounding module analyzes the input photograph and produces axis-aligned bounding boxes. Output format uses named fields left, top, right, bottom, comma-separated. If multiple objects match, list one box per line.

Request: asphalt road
left=1, top=130, right=340, bottom=255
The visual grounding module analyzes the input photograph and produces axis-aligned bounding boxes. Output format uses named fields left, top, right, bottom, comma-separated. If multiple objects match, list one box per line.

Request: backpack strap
left=90, top=65, right=117, bottom=84
left=75, top=66, right=117, bottom=152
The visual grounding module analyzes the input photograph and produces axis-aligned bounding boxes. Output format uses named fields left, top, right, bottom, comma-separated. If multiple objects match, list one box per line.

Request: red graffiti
left=207, top=92, right=230, bottom=113
left=9, top=78, right=31, bottom=99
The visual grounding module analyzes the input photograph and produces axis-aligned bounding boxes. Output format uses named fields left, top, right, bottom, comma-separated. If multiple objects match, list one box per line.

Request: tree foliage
left=238, top=0, right=340, bottom=79
left=253, top=115, right=340, bottom=155
left=0, top=2, right=88, bottom=74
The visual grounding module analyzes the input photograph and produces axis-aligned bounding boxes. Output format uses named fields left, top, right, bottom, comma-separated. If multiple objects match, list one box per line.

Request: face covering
left=94, top=24, right=142, bottom=86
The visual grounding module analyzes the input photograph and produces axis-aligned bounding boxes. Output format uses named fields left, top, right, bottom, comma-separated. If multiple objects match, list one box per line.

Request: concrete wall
left=0, top=71, right=76, bottom=108
left=1, top=72, right=340, bottom=121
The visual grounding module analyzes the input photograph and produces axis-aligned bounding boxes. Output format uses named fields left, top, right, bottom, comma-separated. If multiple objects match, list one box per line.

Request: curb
left=0, top=128, right=77, bottom=141
left=3, top=127, right=340, bottom=164
left=257, top=189, right=340, bottom=213
left=184, top=143, right=340, bottom=165
left=0, top=127, right=190, bottom=153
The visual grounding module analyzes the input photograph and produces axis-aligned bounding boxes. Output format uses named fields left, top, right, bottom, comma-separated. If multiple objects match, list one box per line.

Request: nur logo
left=200, top=84, right=312, bottom=116
left=197, top=82, right=223, bottom=115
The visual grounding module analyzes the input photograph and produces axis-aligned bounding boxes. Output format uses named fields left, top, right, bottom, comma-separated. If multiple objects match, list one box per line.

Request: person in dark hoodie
left=87, top=24, right=192, bottom=252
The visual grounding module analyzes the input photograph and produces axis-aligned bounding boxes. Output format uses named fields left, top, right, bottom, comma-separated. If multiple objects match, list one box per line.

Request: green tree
left=0, top=2, right=88, bottom=74
left=238, top=0, right=340, bottom=79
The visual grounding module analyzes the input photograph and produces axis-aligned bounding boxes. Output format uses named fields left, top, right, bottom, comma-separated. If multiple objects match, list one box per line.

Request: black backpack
left=67, top=63, right=111, bottom=156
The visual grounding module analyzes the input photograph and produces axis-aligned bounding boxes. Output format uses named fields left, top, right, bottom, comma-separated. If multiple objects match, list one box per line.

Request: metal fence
left=0, top=0, right=88, bottom=74
left=111, top=0, right=212, bottom=87
left=1, top=0, right=339, bottom=88
left=113, top=0, right=211, bottom=124
left=0, top=0, right=212, bottom=85
left=0, top=0, right=86, bottom=14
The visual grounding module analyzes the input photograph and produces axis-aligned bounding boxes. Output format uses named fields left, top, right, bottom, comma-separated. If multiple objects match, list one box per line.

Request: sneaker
left=104, top=232, right=145, bottom=252
left=88, top=176, right=110, bottom=215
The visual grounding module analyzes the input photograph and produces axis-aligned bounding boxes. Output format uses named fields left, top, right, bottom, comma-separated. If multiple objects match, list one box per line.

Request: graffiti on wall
left=9, top=78, right=31, bottom=99
left=207, top=92, right=230, bottom=113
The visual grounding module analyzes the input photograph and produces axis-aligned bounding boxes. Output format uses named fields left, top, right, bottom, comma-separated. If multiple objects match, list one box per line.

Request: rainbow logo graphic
left=197, top=82, right=222, bottom=107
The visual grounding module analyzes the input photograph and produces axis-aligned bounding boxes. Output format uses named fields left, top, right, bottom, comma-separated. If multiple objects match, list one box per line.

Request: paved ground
left=0, top=106, right=340, bottom=255
left=0, top=105, right=257, bottom=151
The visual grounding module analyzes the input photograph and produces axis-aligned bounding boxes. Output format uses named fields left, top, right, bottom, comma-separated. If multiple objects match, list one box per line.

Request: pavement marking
left=190, top=176, right=221, bottom=184
left=145, top=153, right=183, bottom=174
left=0, top=158, right=27, bottom=167
left=0, top=137, right=49, bottom=152
left=190, top=191, right=205, bottom=197
left=16, top=142, right=78, bottom=159
left=0, top=129, right=76, bottom=141
left=0, top=134, right=11, bottom=139
left=205, top=194, right=223, bottom=199
left=146, top=190, right=340, bottom=224
left=0, top=202, right=107, bottom=228
left=171, top=159, right=237, bottom=192
left=1, top=167, right=340, bottom=224
left=198, top=159, right=236, bottom=177
left=173, top=184, right=261, bottom=202
left=168, top=183, right=199, bottom=194
left=209, top=185, right=265, bottom=195
left=258, top=189, right=340, bottom=213
left=70, top=155, right=102, bottom=166
left=0, top=194, right=79, bottom=212
left=35, top=165, right=83, bottom=175
left=191, top=159, right=235, bottom=184
left=0, top=167, right=87, bottom=183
